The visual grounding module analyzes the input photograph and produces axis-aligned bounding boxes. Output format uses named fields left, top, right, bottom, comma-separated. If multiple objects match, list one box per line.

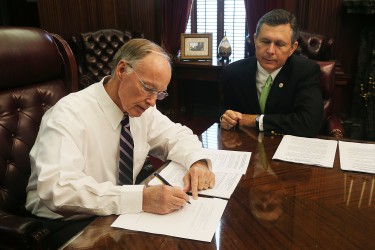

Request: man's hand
left=238, top=114, right=258, bottom=128
left=142, top=185, right=190, bottom=214
left=221, top=110, right=258, bottom=129
left=183, top=161, right=215, bottom=199
left=220, top=110, right=242, bottom=129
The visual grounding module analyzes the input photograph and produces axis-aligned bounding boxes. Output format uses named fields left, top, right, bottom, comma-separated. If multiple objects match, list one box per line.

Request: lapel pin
left=279, top=83, right=284, bottom=88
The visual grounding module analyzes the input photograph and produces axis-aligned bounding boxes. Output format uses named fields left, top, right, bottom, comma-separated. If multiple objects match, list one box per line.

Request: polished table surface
left=63, top=124, right=375, bottom=249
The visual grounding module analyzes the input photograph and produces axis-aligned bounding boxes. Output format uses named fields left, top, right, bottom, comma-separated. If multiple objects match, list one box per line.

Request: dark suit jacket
left=220, top=54, right=323, bottom=137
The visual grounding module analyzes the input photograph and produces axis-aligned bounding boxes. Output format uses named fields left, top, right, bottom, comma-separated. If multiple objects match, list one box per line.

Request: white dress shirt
left=26, top=77, right=209, bottom=220
left=255, top=61, right=282, bottom=98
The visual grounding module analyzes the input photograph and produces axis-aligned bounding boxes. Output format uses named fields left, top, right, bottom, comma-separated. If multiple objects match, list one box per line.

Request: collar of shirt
left=96, top=76, right=125, bottom=130
left=256, top=61, right=282, bottom=97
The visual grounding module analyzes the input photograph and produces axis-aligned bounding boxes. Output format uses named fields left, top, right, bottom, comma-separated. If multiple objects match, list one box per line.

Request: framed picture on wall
left=180, top=33, right=213, bottom=60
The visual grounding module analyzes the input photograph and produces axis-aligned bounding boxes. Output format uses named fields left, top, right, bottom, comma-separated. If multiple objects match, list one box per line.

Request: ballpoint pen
left=153, top=172, right=191, bottom=204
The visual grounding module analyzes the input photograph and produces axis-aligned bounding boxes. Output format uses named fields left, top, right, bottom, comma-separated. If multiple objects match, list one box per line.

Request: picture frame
left=180, top=33, right=213, bottom=60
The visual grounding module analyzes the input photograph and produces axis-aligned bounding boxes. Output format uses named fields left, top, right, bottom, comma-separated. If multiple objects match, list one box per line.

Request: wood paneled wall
left=37, top=0, right=374, bottom=118
left=290, top=0, right=353, bottom=73
left=37, top=0, right=161, bottom=43
left=37, top=0, right=363, bottom=77
left=282, top=0, right=375, bottom=118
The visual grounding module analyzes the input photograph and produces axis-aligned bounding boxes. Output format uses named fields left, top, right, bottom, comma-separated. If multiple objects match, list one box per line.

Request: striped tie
left=119, top=116, right=134, bottom=185
left=259, top=75, right=273, bottom=114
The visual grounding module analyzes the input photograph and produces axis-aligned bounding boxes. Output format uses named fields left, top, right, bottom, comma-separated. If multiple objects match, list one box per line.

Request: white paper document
left=339, top=141, right=375, bottom=174
left=148, top=161, right=242, bottom=199
left=148, top=149, right=251, bottom=199
left=111, top=197, right=228, bottom=242
left=204, top=148, right=251, bottom=174
left=272, top=135, right=338, bottom=168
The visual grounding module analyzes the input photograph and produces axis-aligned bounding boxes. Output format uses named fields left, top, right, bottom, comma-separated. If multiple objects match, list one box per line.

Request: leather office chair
left=317, top=61, right=344, bottom=139
left=297, top=33, right=343, bottom=138
left=71, top=29, right=143, bottom=90
left=295, top=31, right=334, bottom=60
left=0, top=27, right=78, bottom=249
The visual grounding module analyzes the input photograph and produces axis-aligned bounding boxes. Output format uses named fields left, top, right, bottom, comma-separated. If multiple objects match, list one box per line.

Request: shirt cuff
left=185, top=151, right=213, bottom=171
left=258, top=114, right=265, bottom=132
left=120, top=185, right=144, bottom=214
left=195, top=158, right=212, bottom=171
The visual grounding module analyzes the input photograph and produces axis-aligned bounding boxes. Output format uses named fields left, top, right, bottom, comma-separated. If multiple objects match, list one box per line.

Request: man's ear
left=253, top=33, right=257, bottom=44
left=116, top=60, right=127, bottom=80
left=289, top=41, right=298, bottom=56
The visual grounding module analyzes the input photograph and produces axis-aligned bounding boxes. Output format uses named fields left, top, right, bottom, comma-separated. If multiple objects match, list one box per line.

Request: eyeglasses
left=128, top=64, right=168, bottom=100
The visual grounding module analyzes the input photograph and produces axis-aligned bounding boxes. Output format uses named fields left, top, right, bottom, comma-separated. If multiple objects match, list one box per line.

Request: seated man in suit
left=219, top=9, right=323, bottom=137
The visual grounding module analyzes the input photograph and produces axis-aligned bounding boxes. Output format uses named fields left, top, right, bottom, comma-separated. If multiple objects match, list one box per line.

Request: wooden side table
left=169, top=58, right=229, bottom=121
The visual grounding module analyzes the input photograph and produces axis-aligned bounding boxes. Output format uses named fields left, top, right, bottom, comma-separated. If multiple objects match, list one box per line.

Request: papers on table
left=272, top=135, right=338, bottom=168
left=111, top=197, right=228, bottom=242
left=148, top=149, right=251, bottom=199
left=272, top=135, right=375, bottom=175
left=339, top=141, right=375, bottom=174
left=148, top=161, right=242, bottom=199
left=204, top=148, right=251, bottom=174
left=112, top=148, right=250, bottom=242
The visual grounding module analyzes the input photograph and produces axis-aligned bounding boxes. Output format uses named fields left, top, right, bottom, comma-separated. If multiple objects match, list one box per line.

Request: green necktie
left=259, top=75, right=272, bottom=114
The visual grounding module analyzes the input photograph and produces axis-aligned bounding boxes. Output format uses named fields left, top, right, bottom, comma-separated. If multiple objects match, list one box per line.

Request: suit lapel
left=268, top=58, right=291, bottom=100
left=247, top=58, right=261, bottom=113
left=266, top=57, right=293, bottom=111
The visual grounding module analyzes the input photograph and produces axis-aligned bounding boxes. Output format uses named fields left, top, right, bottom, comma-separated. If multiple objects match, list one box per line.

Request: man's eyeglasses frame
left=128, top=63, right=168, bottom=100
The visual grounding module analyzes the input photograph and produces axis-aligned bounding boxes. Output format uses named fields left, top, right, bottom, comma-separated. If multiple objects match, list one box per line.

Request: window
left=186, top=0, right=247, bottom=60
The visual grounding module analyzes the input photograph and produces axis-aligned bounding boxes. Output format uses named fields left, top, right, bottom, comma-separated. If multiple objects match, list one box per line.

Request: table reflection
left=64, top=123, right=375, bottom=249
left=250, top=142, right=286, bottom=223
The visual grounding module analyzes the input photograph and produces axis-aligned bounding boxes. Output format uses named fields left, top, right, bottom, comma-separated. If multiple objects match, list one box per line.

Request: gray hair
left=110, top=38, right=171, bottom=75
left=256, top=9, right=299, bottom=44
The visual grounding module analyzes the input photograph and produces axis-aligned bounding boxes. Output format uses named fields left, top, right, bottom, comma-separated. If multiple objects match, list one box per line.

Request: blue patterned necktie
left=119, top=116, right=134, bottom=185
left=259, top=75, right=273, bottom=114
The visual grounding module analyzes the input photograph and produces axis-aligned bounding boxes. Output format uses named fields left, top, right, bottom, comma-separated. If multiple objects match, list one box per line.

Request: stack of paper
left=111, top=197, right=227, bottom=242
left=272, top=135, right=337, bottom=168
left=148, top=149, right=251, bottom=199
left=339, top=141, right=375, bottom=174
left=272, top=135, right=375, bottom=175
left=111, top=148, right=251, bottom=242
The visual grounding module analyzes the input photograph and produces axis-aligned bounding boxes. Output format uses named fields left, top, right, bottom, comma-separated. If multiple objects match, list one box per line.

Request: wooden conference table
left=63, top=124, right=375, bottom=249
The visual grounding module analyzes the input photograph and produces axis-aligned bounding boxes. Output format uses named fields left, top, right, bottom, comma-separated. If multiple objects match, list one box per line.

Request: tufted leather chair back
left=296, top=31, right=334, bottom=61
left=0, top=27, right=78, bottom=217
left=71, top=29, right=143, bottom=90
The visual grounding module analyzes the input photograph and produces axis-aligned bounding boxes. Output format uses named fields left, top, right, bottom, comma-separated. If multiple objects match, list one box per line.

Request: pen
left=153, top=172, right=191, bottom=204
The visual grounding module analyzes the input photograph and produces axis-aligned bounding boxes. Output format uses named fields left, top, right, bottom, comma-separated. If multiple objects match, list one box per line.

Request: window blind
left=185, top=0, right=246, bottom=60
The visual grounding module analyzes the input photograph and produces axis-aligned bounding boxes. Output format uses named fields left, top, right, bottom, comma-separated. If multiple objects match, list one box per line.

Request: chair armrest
left=0, top=210, right=50, bottom=249
left=326, top=115, right=344, bottom=139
